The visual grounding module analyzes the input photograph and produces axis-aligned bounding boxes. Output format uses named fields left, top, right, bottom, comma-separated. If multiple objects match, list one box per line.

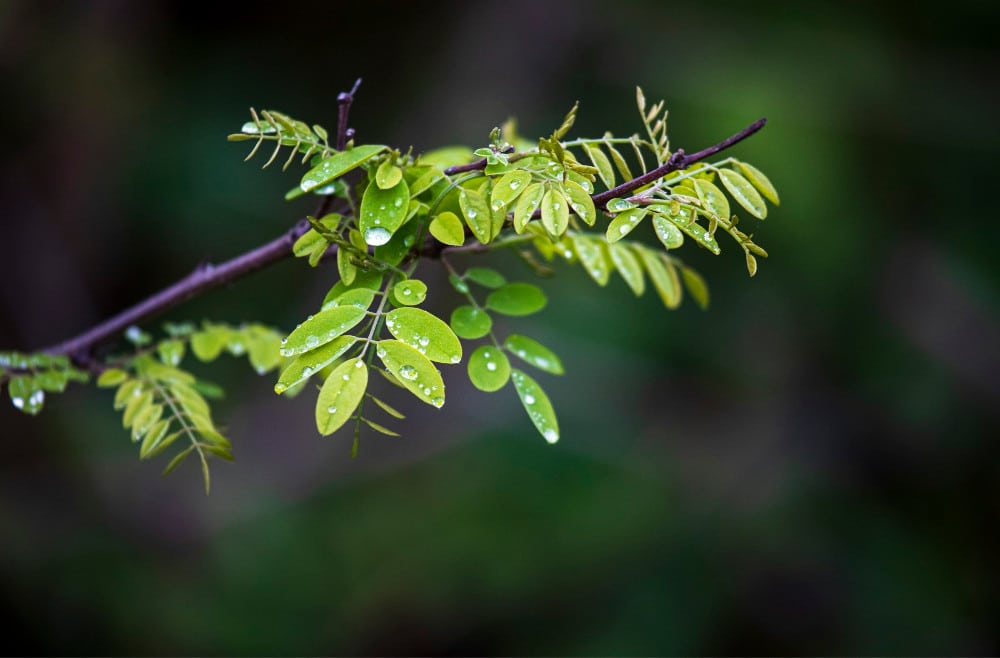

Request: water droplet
left=553, top=202, right=561, bottom=211
left=399, top=365, right=418, bottom=380
left=355, top=360, right=364, bottom=368
left=431, top=396, right=444, bottom=408
left=524, top=394, right=535, bottom=405
left=418, top=336, right=429, bottom=347
left=450, top=355, right=460, bottom=364
left=491, top=199, right=505, bottom=211
left=543, top=428, right=559, bottom=443
left=379, top=204, right=386, bottom=210
left=618, top=225, right=629, bottom=235
left=12, top=396, right=24, bottom=409
left=302, top=366, right=313, bottom=376
left=466, top=208, right=477, bottom=219
left=509, top=180, right=521, bottom=190
left=376, top=347, right=386, bottom=358
left=280, top=337, right=287, bottom=345
left=342, top=373, right=350, bottom=381
left=305, top=335, right=319, bottom=349
left=486, top=362, right=497, bottom=372
left=394, top=198, right=403, bottom=207
left=402, top=288, right=411, bottom=296
left=328, top=406, right=337, bottom=414
left=364, top=227, right=392, bottom=246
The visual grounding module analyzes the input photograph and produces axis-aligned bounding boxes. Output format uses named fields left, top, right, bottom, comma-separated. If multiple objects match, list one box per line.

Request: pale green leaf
left=139, top=419, right=171, bottom=459
left=464, top=267, right=506, bottom=289
left=429, top=211, right=465, bottom=246
left=361, top=417, right=400, bottom=437
left=606, top=208, right=649, bottom=243
left=692, top=178, right=730, bottom=220
left=299, top=144, right=387, bottom=193
left=122, top=389, right=153, bottom=428
left=570, top=233, right=611, bottom=286
left=35, top=369, right=69, bottom=393
left=315, top=358, right=369, bottom=436
left=375, top=160, right=403, bottom=189
left=392, top=279, right=427, bottom=306
left=131, top=403, right=164, bottom=442
left=337, top=246, right=357, bottom=285
left=279, top=305, right=367, bottom=357
left=321, top=288, right=376, bottom=312
left=540, top=187, right=569, bottom=237
left=652, top=214, right=684, bottom=249
left=680, top=266, right=710, bottom=309
left=376, top=340, right=445, bottom=407
left=604, top=141, right=633, bottom=181
left=609, top=242, right=645, bottom=296
left=459, top=186, right=492, bottom=243
left=491, top=170, right=532, bottom=207
left=384, top=307, right=463, bottom=364
left=161, top=446, right=194, bottom=477
left=274, top=335, right=356, bottom=394
left=486, top=283, right=547, bottom=316
left=736, top=161, right=780, bottom=205
left=581, top=143, right=614, bottom=189
left=562, top=180, right=596, bottom=226
left=511, top=369, right=559, bottom=444
left=745, top=252, right=758, bottom=277
left=359, top=178, right=410, bottom=246
left=157, top=339, right=185, bottom=367
left=718, top=168, right=767, bottom=219
left=450, top=306, right=492, bottom=339
left=637, top=246, right=681, bottom=309
left=367, top=394, right=406, bottom=420
left=504, top=334, right=564, bottom=375
left=8, top=375, right=44, bottom=415
left=513, top=183, right=544, bottom=233
left=113, top=380, right=142, bottom=410
left=97, top=368, right=129, bottom=388
left=467, top=345, right=510, bottom=392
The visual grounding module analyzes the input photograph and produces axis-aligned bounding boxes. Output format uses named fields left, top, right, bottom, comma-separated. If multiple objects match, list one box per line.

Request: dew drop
left=466, top=208, right=477, bottom=219
left=328, top=406, right=337, bottom=414
left=418, top=336, right=429, bottom=347
left=302, top=366, right=313, bottom=376
left=342, top=373, right=350, bottom=381
left=354, top=360, right=364, bottom=368
left=431, top=396, right=445, bottom=408
left=364, top=227, right=392, bottom=246
left=543, top=428, right=559, bottom=443
left=450, top=355, right=460, bottom=364
left=376, top=347, right=387, bottom=358
left=509, top=180, right=521, bottom=190
left=491, top=199, right=505, bottom=211
left=399, top=365, right=418, bottom=380
left=524, top=394, right=535, bottom=405
left=394, top=198, right=403, bottom=207
left=486, top=362, right=497, bottom=372
left=305, top=335, right=320, bottom=349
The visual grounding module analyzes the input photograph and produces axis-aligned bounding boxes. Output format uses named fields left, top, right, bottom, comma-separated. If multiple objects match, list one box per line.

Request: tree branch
left=45, top=219, right=324, bottom=361
left=590, top=117, right=767, bottom=208
left=39, top=113, right=766, bottom=365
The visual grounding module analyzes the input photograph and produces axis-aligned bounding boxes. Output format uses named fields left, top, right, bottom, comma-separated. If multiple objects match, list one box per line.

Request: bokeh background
left=1, top=0, right=998, bottom=654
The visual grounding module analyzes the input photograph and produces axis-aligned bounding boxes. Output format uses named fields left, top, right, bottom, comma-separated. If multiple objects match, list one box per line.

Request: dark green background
left=1, top=0, right=997, bottom=654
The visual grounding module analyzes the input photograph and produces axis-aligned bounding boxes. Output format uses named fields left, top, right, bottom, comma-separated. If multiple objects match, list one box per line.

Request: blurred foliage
left=0, top=0, right=997, bottom=654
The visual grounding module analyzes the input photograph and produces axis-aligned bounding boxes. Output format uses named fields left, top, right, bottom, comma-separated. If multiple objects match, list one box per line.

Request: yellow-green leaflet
left=486, top=283, right=547, bottom=316
left=504, top=334, right=564, bottom=375
left=692, top=178, right=730, bottom=221
left=606, top=208, right=648, bottom=243
left=609, top=243, right=645, bottom=296
left=718, top=168, right=767, bottom=219
left=459, top=186, right=492, bottom=243
left=450, top=306, right=492, bottom=339
left=491, top=170, right=532, bottom=207
left=375, top=160, right=403, bottom=189
left=581, top=143, right=614, bottom=189
left=735, top=161, right=780, bottom=205
left=299, top=144, right=386, bottom=192
left=428, top=211, right=465, bottom=246
left=636, top=246, right=681, bottom=309
left=680, top=266, right=710, bottom=309
left=541, top=187, right=569, bottom=237
left=279, top=305, right=367, bottom=357
left=274, top=335, right=357, bottom=394
left=359, top=178, right=410, bottom=246
left=511, top=369, right=559, bottom=444
left=513, top=183, right=544, bottom=233
left=652, top=214, right=684, bottom=249
left=467, top=345, right=510, bottom=392
left=571, top=233, right=611, bottom=286
left=376, top=340, right=445, bottom=408
left=315, top=358, right=369, bottom=436
left=562, top=180, right=596, bottom=226
left=384, top=307, right=462, bottom=364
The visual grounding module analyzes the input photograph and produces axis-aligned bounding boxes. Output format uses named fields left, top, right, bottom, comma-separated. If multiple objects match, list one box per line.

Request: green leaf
left=428, top=211, right=465, bottom=246
left=361, top=417, right=400, bottom=437
left=139, top=420, right=171, bottom=459
left=374, top=218, right=419, bottom=267
left=122, top=389, right=153, bottom=428
left=464, top=267, right=506, bottom=289
left=680, top=266, right=710, bottom=309
left=652, top=214, right=684, bottom=249
left=459, top=186, right=492, bottom=243
left=161, top=446, right=194, bottom=477
left=32, top=369, right=67, bottom=393
left=375, top=160, right=403, bottom=189
left=486, top=283, right=547, bottom=316
left=130, top=403, right=164, bottom=442
left=563, top=180, right=597, bottom=226
left=299, top=144, right=386, bottom=193
left=337, top=246, right=357, bottom=285
left=191, top=326, right=228, bottom=362
left=322, top=270, right=384, bottom=307
left=322, top=288, right=376, bottom=312
left=718, top=168, right=767, bottom=219
left=670, top=214, right=721, bottom=254
left=511, top=369, right=559, bottom=444
left=606, top=208, right=649, bottom=243
left=315, top=358, right=369, bottom=436
left=367, top=394, right=406, bottom=420
left=450, top=306, right=492, bottom=339
left=274, top=335, right=357, bottom=394
left=384, top=307, right=463, bottom=364
left=540, top=187, right=569, bottom=237
left=736, top=161, right=780, bottom=205
left=692, top=178, right=730, bottom=220
left=637, top=247, right=681, bottom=309
left=513, top=183, right=544, bottom=233
left=157, top=339, right=185, bottom=367
left=113, top=379, right=142, bottom=410
left=504, top=334, right=564, bottom=375
left=491, top=170, right=532, bottom=209
left=467, top=345, right=511, bottom=392
left=376, top=340, right=445, bottom=408
left=8, top=375, right=44, bottom=415
left=604, top=141, right=633, bottom=181
left=97, top=368, right=129, bottom=388
left=609, top=242, right=645, bottom=296
left=570, top=233, right=611, bottom=286
left=243, top=326, right=283, bottom=374
left=359, top=178, right=410, bottom=246
left=392, top=279, right=427, bottom=306
left=279, top=305, right=367, bottom=357
left=745, top=252, right=758, bottom=277
left=581, top=143, right=614, bottom=189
